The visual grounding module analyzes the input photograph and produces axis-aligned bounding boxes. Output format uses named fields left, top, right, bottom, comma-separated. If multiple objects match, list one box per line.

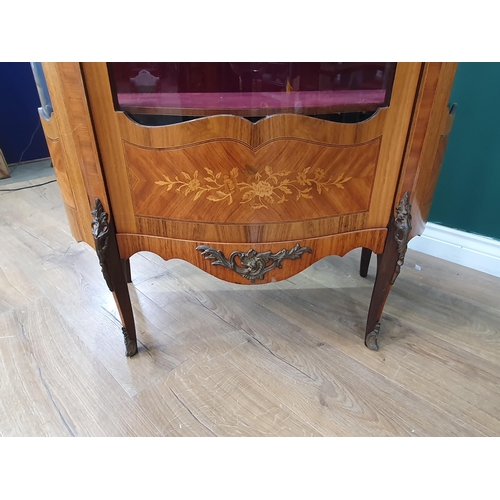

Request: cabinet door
left=82, top=62, right=421, bottom=244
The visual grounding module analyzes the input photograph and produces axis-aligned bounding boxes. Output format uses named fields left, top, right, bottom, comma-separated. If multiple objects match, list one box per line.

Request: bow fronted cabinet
left=35, top=62, right=457, bottom=357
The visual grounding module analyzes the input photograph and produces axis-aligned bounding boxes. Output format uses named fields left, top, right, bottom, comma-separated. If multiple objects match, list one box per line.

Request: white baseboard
left=408, top=222, right=500, bottom=278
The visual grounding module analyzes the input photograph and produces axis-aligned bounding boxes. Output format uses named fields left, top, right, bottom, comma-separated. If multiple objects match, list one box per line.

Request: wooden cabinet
left=37, top=62, right=457, bottom=357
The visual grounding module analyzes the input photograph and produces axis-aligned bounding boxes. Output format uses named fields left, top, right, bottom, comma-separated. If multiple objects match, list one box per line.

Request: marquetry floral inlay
left=155, top=166, right=352, bottom=209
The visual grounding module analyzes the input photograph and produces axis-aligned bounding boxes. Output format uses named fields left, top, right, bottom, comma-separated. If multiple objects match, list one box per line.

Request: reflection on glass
left=109, top=62, right=396, bottom=120
left=31, top=62, right=53, bottom=120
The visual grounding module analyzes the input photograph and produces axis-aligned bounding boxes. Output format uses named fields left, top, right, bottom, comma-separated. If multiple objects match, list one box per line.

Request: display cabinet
left=35, top=62, right=457, bottom=357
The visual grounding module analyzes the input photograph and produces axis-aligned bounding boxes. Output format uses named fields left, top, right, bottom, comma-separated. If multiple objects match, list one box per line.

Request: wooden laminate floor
left=1, top=172, right=499, bottom=437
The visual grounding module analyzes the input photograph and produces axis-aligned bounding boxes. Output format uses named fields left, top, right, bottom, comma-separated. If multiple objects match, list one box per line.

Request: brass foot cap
left=365, top=322, right=381, bottom=351
left=122, top=328, right=138, bottom=357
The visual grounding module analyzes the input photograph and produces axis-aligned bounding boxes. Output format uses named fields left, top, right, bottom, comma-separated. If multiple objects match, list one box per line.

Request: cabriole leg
left=365, top=192, right=412, bottom=351
left=359, top=247, right=372, bottom=277
left=122, top=258, right=132, bottom=283
left=91, top=199, right=138, bottom=357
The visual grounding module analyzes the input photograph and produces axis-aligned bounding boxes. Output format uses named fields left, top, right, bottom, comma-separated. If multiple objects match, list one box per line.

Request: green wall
left=429, top=63, right=500, bottom=240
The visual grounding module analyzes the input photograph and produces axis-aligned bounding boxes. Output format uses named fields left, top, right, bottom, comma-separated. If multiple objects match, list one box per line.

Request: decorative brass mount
left=196, top=244, right=312, bottom=282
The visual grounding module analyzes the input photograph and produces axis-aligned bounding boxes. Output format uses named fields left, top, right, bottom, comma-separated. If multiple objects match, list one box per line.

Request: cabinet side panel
left=418, top=106, right=456, bottom=226
left=396, top=62, right=458, bottom=237
left=43, top=136, right=75, bottom=209
left=39, top=111, right=87, bottom=242
left=41, top=63, right=113, bottom=247
left=365, top=63, right=422, bottom=228
left=54, top=63, right=109, bottom=205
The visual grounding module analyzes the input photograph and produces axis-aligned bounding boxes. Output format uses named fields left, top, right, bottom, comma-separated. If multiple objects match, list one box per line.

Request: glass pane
left=31, top=62, right=53, bottom=120
left=109, top=62, right=396, bottom=120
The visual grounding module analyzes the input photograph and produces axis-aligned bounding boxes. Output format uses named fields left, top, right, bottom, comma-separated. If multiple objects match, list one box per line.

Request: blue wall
left=0, top=62, right=49, bottom=164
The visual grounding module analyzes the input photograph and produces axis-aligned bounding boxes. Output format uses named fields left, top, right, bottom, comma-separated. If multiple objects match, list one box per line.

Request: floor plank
left=0, top=310, right=71, bottom=437
left=135, top=342, right=321, bottom=437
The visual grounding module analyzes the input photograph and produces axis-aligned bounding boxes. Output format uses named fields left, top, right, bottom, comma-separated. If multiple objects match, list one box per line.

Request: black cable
left=1, top=122, right=54, bottom=192
left=0, top=179, right=57, bottom=193
left=7, top=121, right=42, bottom=175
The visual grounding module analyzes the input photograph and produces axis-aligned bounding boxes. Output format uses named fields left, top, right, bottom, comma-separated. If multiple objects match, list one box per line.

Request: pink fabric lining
left=117, top=89, right=387, bottom=115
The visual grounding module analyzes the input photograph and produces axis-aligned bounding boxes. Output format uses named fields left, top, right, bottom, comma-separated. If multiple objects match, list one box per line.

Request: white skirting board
left=408, top=222, right=500, bottom=278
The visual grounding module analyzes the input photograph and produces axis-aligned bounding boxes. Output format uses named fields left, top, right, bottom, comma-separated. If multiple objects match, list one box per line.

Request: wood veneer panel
left=125, top=137, right=380, bottom=223
left=116, top=229, right=387, bottom=285
left=134, top=213, right=369, bottom=243
left=117, top=110, right=387, bottom=148
left=418, top=106, right=456, bottom=225
left=0, top=150, right=9, bottom=180
left=43, top=137, right=75, bottom=209
left=364, top=63, right=422, bottom=228
left=64, top=205, right=83, bottom=242
left=48, top=63, right=108, bottom=205
left=80, top=63, right=138, bottom=234
left=39, top=109, right=86, bottom=242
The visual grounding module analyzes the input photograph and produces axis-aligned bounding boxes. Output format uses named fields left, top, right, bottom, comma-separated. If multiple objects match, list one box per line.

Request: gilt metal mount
left=122, top=328, right=138, bottom=357
left=391, top=191, right=412, bottom=285
left=365, top=322, right=381, bottom=351
left=196, top=244, right=312, bottom=282
left=91, top=198, right=113, bottom=292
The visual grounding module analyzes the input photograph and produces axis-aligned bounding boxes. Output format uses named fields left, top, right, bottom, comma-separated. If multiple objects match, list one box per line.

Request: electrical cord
left=0, top=179, right=57, bottom=193
left=7, top=121, right=42, bottom=175
left=1, top=121, right=55, bottom=192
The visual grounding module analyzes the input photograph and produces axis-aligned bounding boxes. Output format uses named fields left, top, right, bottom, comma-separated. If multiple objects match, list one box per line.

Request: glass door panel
left=108, top=62, right=396, bottom=123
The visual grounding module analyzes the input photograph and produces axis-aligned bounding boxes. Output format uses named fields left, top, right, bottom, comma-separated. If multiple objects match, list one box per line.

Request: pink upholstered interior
left=118, top=90, right=385, bottom=110
left=109, top=62, right=396, bottom=116
left=117, top=89, right=387, bottom=116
